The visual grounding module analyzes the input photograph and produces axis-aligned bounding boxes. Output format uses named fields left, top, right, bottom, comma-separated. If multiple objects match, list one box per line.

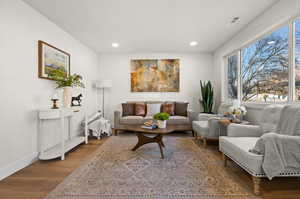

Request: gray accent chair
left=219, top=104, right=300, bottom=195
left=192, top=103, right=232, bottom=147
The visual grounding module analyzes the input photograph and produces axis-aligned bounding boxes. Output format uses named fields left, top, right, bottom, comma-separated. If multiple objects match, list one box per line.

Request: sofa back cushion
left=135, top=102, right=146, bottom=116
left=162, top=103, right=175, bottom=116
left=259, top=104, right=284, bottom=134
left=276, top=105, right=300, bottom=135
left=122, top=103, right=135, bottom=116
left=175, top=102, right=188, bottom=116
left=146, top=103, right=161, bottom=116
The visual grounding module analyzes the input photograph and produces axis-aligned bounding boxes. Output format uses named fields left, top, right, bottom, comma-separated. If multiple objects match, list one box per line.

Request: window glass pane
left=242, top=26, right=289, bottom=102
left=295, top=20, right=300, bottom=100
left=227, top=55, right=238, bottom=99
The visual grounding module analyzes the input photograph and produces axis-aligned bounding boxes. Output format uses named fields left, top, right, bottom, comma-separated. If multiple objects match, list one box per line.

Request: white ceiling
left=23, top=0, right=278, bottom=53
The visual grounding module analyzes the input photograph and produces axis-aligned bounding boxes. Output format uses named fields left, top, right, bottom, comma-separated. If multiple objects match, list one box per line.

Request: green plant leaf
left=48, top=68, right=85, bottom=89
left=200, top=80, right=214, bottom=113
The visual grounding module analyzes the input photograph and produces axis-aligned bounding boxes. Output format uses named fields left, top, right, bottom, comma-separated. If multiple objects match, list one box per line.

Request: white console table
left=38, top=107, right=88, bottom=160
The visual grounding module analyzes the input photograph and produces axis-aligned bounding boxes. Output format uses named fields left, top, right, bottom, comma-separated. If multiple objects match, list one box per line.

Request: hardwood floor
left=0, top=138, right=107, bottom=199
left=0, top=136, right=299, bottom=199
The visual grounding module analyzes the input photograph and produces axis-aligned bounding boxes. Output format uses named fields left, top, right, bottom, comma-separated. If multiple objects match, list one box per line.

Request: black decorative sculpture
left=71, top=94, right=82, bottom=106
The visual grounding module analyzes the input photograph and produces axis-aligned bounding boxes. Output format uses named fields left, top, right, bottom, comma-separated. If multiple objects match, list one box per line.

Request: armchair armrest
left=197, top=113, right=218, bottom=121
left=207, top=117, right=222, bottom=137
left=114, top=110, right=121, bottom=128
left=227, top=123, right=263, bottom=137
left=187, top=109, right=197, bottom=122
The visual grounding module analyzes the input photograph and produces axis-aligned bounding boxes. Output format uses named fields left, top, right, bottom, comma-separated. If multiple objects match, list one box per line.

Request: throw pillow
left=135, top=103, right=146, bottom=116
left=162, top=103, right=175, bottom=116
left=175, top=102, right=189, bottom=116
left=146, top=103, right=162, bottom=116
left=122, top=103, right=135, bottom=116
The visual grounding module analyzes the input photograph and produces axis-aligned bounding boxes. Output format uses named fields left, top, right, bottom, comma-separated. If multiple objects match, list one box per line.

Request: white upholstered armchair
left=192, top=103, right=232, bottom=147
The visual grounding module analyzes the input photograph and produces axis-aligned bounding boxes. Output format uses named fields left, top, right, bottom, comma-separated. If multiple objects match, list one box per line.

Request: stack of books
left=141, top=120, right=158, bottom=129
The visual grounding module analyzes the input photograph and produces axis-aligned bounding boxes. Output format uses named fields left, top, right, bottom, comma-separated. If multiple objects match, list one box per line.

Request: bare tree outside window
left=228, top=55, right=238, bottom=99
left=241, top=26, right=289, bottom=102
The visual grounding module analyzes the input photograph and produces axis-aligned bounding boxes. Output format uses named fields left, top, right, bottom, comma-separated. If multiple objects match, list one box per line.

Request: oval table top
left=114, top=124, right=192, bottom=135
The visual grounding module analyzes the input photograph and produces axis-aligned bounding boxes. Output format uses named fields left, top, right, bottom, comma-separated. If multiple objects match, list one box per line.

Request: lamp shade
left=96, top=80, right=112, bottom=88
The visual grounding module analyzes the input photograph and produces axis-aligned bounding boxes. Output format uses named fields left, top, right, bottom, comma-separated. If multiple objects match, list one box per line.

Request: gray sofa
left=219, top=104, right=300, bottom=195
left=192, top=103, right=232, bottom=147
left=114, top=101, right=194, bottom=129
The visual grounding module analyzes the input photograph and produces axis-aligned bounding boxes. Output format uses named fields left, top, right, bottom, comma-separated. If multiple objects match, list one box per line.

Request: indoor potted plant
left=48, top=67, right=85, bottom=108
left=153, top=112, right=170, bottom=129
left=199, top=80, right=214, bottom=113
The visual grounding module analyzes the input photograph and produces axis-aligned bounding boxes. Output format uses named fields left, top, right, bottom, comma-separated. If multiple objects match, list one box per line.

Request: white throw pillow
left=146, top=103, right=161, bottom=117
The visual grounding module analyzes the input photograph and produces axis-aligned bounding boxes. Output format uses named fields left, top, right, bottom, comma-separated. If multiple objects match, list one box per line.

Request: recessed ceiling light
left=112, top=42, right=119, bottom=48
left=190, top=41, right=198, bottom=46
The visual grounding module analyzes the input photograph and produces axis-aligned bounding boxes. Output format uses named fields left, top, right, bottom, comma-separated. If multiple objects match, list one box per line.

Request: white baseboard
left=0, top=152, right=38, bottom=180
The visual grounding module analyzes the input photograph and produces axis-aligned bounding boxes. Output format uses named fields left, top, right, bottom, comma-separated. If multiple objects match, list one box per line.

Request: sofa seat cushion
left=120, top=116, right=145, bottom=125
left=168, top=116, right=190, bottom=125
left=219, top=136, right=264, bottom=175
left=192, top=121, right=209, bottom=137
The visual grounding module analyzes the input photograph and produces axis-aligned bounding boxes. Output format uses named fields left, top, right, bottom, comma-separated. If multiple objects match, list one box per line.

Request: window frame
left=223, top=14, right=300, bottom=104
left=225, top=52, right=240, bottom=100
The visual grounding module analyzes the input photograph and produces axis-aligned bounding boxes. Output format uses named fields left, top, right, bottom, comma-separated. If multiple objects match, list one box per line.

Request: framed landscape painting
left=131, top=59, right=180, bottom=92
left=38, top=40, right=70, bottom=80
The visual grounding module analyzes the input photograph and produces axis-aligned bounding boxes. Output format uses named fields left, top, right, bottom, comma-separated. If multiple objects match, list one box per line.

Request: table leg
left=60, top=116, right=65, bottom=161
left=158, top=142, right=164, bottom=159
left=132, top=134, right=165, bottom=159
left=39, top=119, right=44, bottom=157
left=160, top=139, right=165, bottom=148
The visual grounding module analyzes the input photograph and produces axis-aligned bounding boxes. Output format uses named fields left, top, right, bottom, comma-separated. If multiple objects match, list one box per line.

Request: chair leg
left=252, top=176, right=261, bottom=195
left=192, top=130, right=195, bottom=138
left=203, top=138, right=207, bottom=148
left=222, top=153, right=227, bottom=167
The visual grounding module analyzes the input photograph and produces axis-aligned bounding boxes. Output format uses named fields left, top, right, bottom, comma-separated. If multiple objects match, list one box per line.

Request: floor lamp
left=96, top=80, right=112, bottom=118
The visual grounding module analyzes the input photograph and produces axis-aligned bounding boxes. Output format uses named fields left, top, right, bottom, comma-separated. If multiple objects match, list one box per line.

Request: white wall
left=213, top=0, right=300, bottom=107
left=99, top=53, right=213, bottom=123
left=0, top=0, right=99, bottom=179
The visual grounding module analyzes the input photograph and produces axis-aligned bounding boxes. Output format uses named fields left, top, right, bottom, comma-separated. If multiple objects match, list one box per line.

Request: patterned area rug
left=45, top=136, right=254, bottom=199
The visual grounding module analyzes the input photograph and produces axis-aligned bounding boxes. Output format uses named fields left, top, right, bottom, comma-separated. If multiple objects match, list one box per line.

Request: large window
left=227, top=55, right=238, bottom=99
left=241, top=26, right=289, bottom=102
left=225, top=20, right=300, bottom=103
left=296, top=20, right=300, bottom=100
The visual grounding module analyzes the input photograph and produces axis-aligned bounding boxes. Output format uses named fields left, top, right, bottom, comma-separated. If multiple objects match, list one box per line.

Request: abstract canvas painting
left=38, top=40, right=70, bottom=80
left=131, top=59, right=180, bottom=92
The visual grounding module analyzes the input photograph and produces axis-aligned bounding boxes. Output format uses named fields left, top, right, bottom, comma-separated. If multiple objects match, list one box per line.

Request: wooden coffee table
left=112, top=124, right=193, bottom=159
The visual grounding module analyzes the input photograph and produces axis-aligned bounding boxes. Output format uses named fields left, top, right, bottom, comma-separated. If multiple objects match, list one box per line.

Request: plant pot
left=157, top=120, right=167, bottom=129
left=63, top=87, right=72, bottom=108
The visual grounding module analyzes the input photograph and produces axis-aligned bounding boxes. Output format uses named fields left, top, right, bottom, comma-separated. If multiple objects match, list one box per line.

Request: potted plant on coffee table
left=153, top=112, right=170, bottom=129
left=48, top=67, right=85, bottom=108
